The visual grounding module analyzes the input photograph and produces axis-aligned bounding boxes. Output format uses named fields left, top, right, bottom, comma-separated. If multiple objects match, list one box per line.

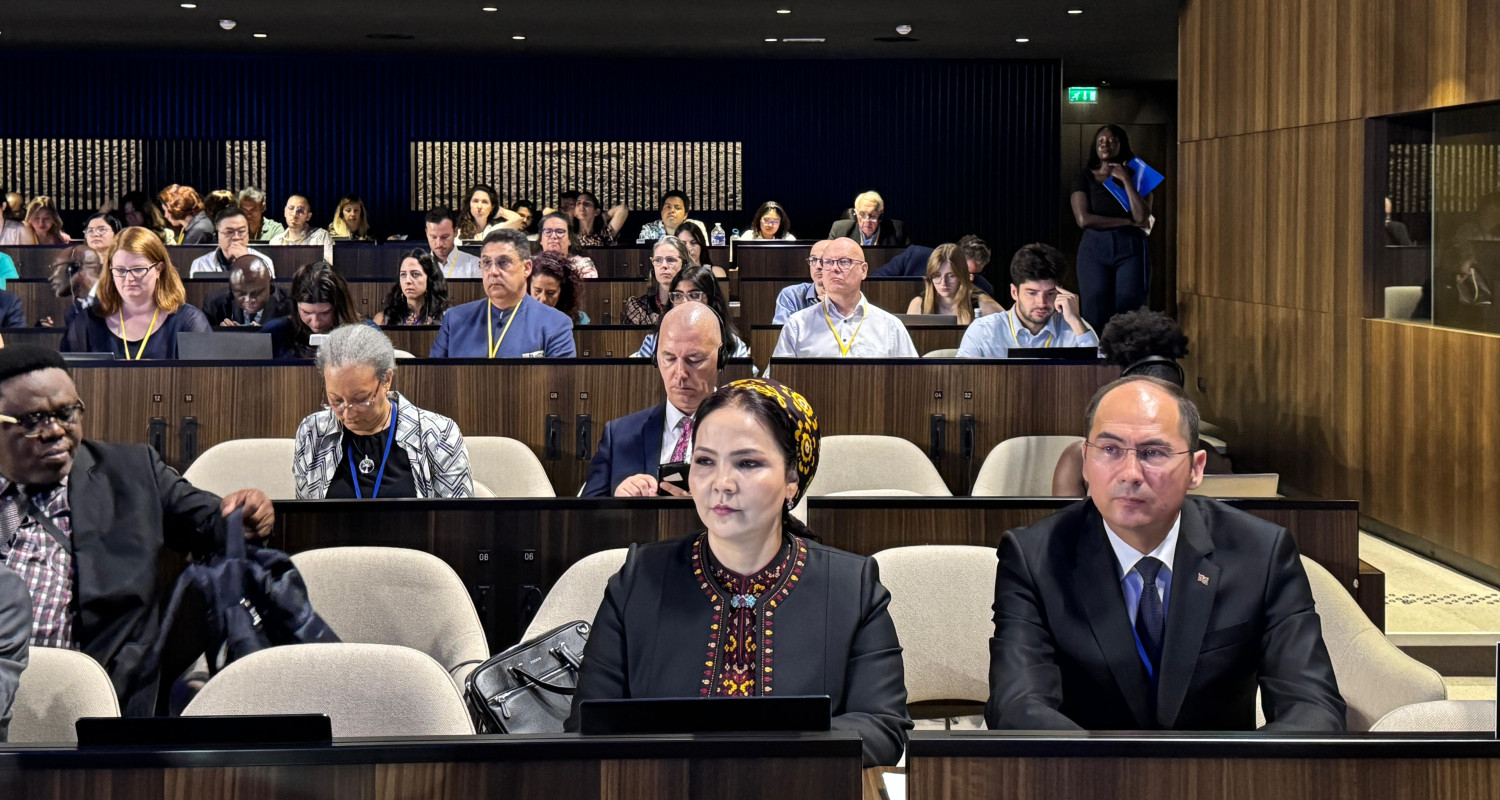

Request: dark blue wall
left=0, top=52, right=1060, bottom=253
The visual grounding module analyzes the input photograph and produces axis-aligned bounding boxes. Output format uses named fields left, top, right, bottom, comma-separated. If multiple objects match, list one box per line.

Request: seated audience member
left=676, top=220, right=727, bottom=279
left=571, top=190, right=627, bottom=247
left=0, top=289, right=20, bottom=329
left=880, top=236, right=997, bottom=297
left=424, top=208, right=480, bottom=279
left=117, top=191, right=177, bottom=247
left=511, top=200, right=537, bottom=236
left=62, top=228, right=211, bottom=359
left=82, top=212, right=121, bottom=266
left=0, top=212, right=25, bottom=246
left=583, top=303, right=723, bottom=497
left=238, top=187, right=284, bottom=242
left=568, top=378, right=912, bottom=766
left=0, top=569, right=29, bottom=742
left=773, top=238, right=917, bottom=358
left=189, top=207, right=276, bottom=278
left=828, top=191, right=909, bottom=246
left=270, top=195, right=333, bottom=261
left=622, top=237, right=690, bottom=326
left=264, top=262, right=363, bottom=359
left=905, top=243, right=1003, bottom=323
left=0, top=345, right=273, bottom=715
left=957, top=243, right=1096, bottom=358
left=633, top=264, right=750, bottom=361
left=529, top=251, right=589, bottom=325
left=329, top=194, right=372, bottom=241
left=39, top=246, right=103, bottom=329
left=20, top=197, right=70, bottom=246
left=739, top=201, right=795, bottom=240
left=958, top=234, right=999, bottom=296
left=429, top=230, right=576, bottom=358
left=202, top=256, right=291, bottom=327
left=1052, top=309, right=1230, bottom=496
left=0, top=254, right=14, bottom=290
left=987, top=375, right=1346, bottom=732
left=375, top=251, right=450, bottom=326
left=457, top=184, right=500, bottom=242
left=294, top=325, right=473, bottom=499
left=538, top=213, right=599, bottom=278
left=201, top=189, right=236, bottom=223
left=162, top=185, right=214, bottom=245
left=2, top=192, right=21, bottom=221
left=636, top=190, right=699, bottom=243
left=551, top=189, right=581, bottom=218
left=773, top=239, right=830, bottom=324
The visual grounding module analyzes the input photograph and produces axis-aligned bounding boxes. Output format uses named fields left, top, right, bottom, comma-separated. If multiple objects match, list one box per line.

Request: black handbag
left=465, top=620, right=590, bottom=734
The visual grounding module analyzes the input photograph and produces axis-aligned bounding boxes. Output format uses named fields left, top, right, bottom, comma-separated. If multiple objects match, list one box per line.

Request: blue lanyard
left=346, top=415, right=398, bottom=499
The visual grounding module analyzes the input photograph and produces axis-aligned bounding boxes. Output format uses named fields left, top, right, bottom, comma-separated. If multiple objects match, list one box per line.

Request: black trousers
left=1077, top=227, right=1150, bottom=332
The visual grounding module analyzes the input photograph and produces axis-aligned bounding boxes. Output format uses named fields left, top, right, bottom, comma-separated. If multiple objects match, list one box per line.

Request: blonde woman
left=906, top=242, right=1002, bottom=324
left=61, top=227, right=210, bottom=359
left=21, top=197, right=71, bottom=246
left=329, top=195, right=372, bottom=241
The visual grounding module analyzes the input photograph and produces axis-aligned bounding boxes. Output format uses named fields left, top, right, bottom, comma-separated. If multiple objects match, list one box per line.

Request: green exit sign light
left=1068, top=86, right=1098, bottom=103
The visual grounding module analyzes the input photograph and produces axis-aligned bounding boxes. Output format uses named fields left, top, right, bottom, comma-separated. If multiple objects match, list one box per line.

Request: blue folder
left=1104, top=157, right=1165, bottom=212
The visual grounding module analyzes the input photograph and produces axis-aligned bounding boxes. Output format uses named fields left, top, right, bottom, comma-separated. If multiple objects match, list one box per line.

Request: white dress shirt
left=772, top=294, right=918, bottom=358
left=1103, top=513, right=1181, bottom=627
left=957, top=305, right=1099, bottom=358
left=659, top=403, right=692, bottom=464
left=188, top=246, right=276, bottom=278
left=437, top=248, right=481, bottom=279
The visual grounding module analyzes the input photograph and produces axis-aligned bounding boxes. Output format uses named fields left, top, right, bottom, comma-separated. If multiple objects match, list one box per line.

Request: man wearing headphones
left=582, top=303, right=725, bottom=497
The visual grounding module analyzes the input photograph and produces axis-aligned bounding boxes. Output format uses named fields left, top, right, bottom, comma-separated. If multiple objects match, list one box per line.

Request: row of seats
left=184, top=434, right=1279, bottom=500
left=8, top=545, right=1451, bottom=742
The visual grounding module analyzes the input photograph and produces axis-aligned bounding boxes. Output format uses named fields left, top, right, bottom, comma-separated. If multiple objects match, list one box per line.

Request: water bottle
left=710, top=223, right=726, bottom=246
left=730, top=229, right=741, bottom=241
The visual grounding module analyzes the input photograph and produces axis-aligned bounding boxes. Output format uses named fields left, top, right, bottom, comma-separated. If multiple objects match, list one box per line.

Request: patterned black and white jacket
left=293, top=391, right=473, bottom=499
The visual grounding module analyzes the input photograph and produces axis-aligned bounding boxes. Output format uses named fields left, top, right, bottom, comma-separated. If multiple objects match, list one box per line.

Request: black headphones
left=1121, top=355, right=1185, bottom=386
left=649, top=306, right=730, bottom=371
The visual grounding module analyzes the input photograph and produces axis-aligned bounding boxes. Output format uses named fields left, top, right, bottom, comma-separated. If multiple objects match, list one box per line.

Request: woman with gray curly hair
left=293, top=324, right=474, bottom=499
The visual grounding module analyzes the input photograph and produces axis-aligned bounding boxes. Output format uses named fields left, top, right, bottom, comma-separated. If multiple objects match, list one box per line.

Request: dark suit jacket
left=0, top=568, right=30, bottom=742
left=201, top=285, right=293, bottom=326
left=828, top=218, right=910, bottom=247
left=872, top=245, right=996, bottom=296
left=986, top=496, right=1345, bottom=732
left=67, top=441, right=226, bottom=716
left=566, top=534, right=912, bottom=766
left=580, top=404, right=667, bottom=497
left=0, top=291, right=25, bottom=328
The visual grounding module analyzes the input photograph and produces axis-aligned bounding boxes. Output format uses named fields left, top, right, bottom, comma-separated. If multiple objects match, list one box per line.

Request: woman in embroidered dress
left=566, top=378, right=912, bottom=766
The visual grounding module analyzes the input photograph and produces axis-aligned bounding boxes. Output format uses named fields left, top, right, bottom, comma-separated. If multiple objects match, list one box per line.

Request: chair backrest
left=291, top=547, right=489, bottom=679
left=183, top=643, right=474, bottom=737
left=924, top=348, right=959, bottom=358
left=1301, top=556, right=1446, bottom=731
left=473, top=480, right=496, bottom=498
left=806, top=435, right=951, bottom=497
left=1188, top=473, right=1280, bottom=497
left=182, top=439, right=297, bottom=499
left=1371, top=700, right=1494, bottom=732
left=1383, top=285, right=1422, bottom=320
left=8, top=647, right=120, bottom=743
left=463, top=436, right=555, bottom=498
left=971, top=436, right=1084, bottom=497
left=522, top=549, right=629, bottom=644
left=872, top=545, right=996, bottom=704
left=392, top=348, right=417, bottom=359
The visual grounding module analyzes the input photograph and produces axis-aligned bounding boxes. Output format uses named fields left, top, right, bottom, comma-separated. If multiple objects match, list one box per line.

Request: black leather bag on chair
left=465, top=620, right=590, bottom=733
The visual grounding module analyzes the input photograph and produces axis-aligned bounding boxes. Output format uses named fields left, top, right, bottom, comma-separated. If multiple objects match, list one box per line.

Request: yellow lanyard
left=821, top=298, right=867, bottom=357
left=1008, top=307, right=1054, bottom=348
left=118, top=308, right=161, bottom=361
left=486, top=300, right=521, bottom=358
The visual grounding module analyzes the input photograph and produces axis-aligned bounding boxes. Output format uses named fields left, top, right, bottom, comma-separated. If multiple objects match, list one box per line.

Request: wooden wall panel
left=1367, top=0, right=1500, bottom=117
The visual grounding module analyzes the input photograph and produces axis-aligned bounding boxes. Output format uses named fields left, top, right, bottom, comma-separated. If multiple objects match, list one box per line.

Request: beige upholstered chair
left=463, top=436, right=555, bottom=498
left=291, top=547, right=489, bottom=683
left=971, top=436, right=1085, bottom=497
left=924, top=348, right=960, bottom=358
left=1271, top=557, right=1445, bottom=731
left=1189, top=473, right=1280, bottom=498
left=522, top=549, right=629, bottom=644
left=806, top=435, right=951, bottom=497
left=8, top=648, right=120, bottom=743
left=1383, top=286, right=1423, bottom=320
left=473, top=480, right=496, bottom=497
left=1371, top=700, right=1494, bottom=732
left=183, top=643, right=474, bottom=737
left=392, top=348, right=417, bottom=359
left=872, top=545, right=996, bottom=706
left=182, top=438, right=297, bottom=499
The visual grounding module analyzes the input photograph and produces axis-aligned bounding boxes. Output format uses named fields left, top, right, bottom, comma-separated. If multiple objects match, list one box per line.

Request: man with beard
left=958, top=243, right=1096, bottom=358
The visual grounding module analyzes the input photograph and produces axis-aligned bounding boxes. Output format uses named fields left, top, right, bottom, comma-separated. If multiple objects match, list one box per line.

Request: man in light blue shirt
left=958, top=243, right=1098, bottom=358
left=771, top=239, right=830, bottom=324
left=772, top=238, right=917, bottom=358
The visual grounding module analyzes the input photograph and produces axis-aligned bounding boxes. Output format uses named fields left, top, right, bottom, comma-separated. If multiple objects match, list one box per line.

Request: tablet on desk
left=77, top=714, right=332, bottom=748
left=177, top=331, right=273, bottom=360
left=894, top=314, right=958, bottom=326
left=578, top=696, right=831, bottom=735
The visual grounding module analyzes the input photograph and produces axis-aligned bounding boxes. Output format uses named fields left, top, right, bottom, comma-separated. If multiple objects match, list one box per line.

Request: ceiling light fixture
left=219, top=18, right=237, bottom=29
left=765, top=37, right=778, bottom=42
left=1015, top=37, right=1030, bottom=42
left=895, top=24, right=912, bottom=35
left=776, top=8, right=791, bottom=13
left=1067, top=8, right=1083, bottom=14
left=253, top=32, right=267, bottom=38
left=512, top=34, right=525, bottom=39
left=181, top=3, right=197, bottom=8
left=482, top=6, right=497, bottom=10
left=782, top=37, right=825, bottom=42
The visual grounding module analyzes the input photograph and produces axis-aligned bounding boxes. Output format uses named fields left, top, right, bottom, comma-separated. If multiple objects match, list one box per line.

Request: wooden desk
left=906, top=731, right=1500, bottom=800
left=0, top=732, right=864, bottom=800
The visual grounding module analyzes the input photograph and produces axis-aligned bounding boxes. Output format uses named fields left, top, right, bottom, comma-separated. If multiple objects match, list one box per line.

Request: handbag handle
left=508, top=665, right=577, bottom=695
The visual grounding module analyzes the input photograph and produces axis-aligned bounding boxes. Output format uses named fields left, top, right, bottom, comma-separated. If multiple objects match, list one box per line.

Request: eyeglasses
left=651, top=256, right=682, bottom=266
left=856, top=212, right=881, bottom=222
left=219, top=228, right=250, bottom=239
left=670, top=290, right=706, bottom=303
left=53, top=261, right=84, bottom=276
left=821, top=257, right=866, bottom=272
left=575, top=201, right=596, bottom=209
left=761, top=217, right=780, bottom=226
left=806, top=256, right=823, bottom=266
left=110, top=262, right=160, bottom=279
left=540, top=228, right=569, bottom=238
left=322, top=393, right=383, bottom=414
left=1083, top=441, right=1192, bottom=470
left=0, top=402, right=86, bottom=438
left=84, top=226, right=112, bottom=235
left=479, top=257, right=516, bottom=272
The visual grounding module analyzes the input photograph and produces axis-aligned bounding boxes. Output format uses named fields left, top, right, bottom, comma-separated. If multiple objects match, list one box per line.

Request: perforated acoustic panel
left=0, top=139, right=269, bottom=212
left=411, top=141, right=742, bottom=213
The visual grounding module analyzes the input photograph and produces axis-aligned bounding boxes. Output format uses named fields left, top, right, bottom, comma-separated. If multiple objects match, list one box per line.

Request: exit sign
left=1068, top=86, right=1098, bottom=103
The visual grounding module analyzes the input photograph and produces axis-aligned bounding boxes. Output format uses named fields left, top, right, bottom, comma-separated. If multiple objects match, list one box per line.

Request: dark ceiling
left=3, top=0, right=1177, bottom=83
